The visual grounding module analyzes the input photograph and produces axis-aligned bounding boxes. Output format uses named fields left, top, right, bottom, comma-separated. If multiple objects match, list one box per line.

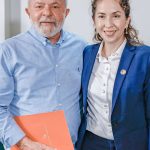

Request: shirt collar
left=28, top=26, right=66, bottom=46
left=97, top=39, right=127, bottom=62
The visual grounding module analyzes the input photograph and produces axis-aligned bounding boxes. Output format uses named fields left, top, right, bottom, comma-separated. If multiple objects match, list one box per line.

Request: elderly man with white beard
left=0, top=0, right=87, bottom=149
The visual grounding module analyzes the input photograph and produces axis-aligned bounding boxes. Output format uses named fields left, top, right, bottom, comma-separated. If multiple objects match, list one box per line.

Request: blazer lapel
left=83, top=44, right=99, bottom=110
left=112, top=44, right=136, bottom=112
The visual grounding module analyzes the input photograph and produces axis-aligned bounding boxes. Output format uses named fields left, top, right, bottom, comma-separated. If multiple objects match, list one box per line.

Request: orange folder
left=11, top=110, right=74, bottom=150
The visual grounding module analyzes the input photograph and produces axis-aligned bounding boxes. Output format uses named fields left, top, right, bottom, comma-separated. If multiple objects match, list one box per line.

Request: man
left=0, top=0, right=87, bottom=149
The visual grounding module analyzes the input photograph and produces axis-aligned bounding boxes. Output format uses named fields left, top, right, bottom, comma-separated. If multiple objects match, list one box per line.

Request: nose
left=43, top=5, right=52, bottom=17
left=105, top=17, right=113, bottom=28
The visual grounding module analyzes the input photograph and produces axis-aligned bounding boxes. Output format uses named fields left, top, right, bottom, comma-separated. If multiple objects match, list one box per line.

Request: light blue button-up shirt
left=0, top=27, right=87, bottom=148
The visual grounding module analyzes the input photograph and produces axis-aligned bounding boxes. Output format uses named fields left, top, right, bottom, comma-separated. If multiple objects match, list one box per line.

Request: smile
left=104, top=30, right=116, bottom=36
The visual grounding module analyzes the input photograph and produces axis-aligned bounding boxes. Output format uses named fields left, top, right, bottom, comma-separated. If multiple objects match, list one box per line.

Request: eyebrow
left=34, top=1, right=61, bottom=6
left=97, top=11, right=122, bottom=15
left=112, top=11, right=122, bottom=14
left=96, top=12, right=105, bottom=15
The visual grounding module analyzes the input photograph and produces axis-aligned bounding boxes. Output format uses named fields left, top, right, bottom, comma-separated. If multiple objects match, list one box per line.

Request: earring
left=125, top=28, right=128, bottom=34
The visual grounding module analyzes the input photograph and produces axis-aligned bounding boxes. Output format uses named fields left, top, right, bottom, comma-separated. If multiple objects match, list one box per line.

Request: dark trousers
left=81, top=130, right=116, bottom=150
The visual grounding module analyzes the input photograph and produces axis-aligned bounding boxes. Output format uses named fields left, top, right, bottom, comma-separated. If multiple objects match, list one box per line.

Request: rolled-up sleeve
left=0, top=46, right=25, bottom=148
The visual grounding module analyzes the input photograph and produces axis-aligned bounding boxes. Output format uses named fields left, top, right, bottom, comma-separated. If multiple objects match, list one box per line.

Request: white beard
left=31, top=18, right=65, bottom=38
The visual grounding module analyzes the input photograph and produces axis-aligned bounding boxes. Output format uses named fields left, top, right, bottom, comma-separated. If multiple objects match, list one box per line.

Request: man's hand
left=17, top=136, right=57, bottom=150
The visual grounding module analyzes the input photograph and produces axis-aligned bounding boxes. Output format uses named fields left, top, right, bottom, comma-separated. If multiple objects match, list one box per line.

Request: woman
left=79, top=0, right=150, bottom=150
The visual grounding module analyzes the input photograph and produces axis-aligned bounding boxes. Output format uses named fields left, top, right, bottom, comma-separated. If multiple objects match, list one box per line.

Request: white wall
left=8, top=0, right=21, bottom=38
left=64, top=0, right=93, bottom=43
left=1, top=0, right=150, bottom=45
left=0, top=0, right=5, bottom=42
left=21, top=0, right=30, bottom=32
left=130, top=0, right=150, bottom=45
left=0, top=0, right=21, bottom=41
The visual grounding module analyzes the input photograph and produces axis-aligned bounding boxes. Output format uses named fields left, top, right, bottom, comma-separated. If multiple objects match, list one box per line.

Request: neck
left=102, top=37, right=125, bottom=58
left=47, top=32, right=61, bottom=45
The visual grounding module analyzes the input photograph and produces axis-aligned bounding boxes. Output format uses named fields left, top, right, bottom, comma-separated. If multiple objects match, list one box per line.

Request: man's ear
left=65, top=8, right=70, bottom=17
left=25, top=8, right=30, bottom=18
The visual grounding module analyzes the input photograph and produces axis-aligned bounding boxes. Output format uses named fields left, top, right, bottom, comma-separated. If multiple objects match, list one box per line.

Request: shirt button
left=102, top=90, right=105, bottom=93
left=43, top=41, right=47, bottom=45
left=108, top=124, right=111, bottom=127
left=108, top=130, right=112, bottom=134
left=106, top=67, right=110, bottom=71
left=56, top=64, right=58, bottom=67
left=104, top=104, right=108, bottom=108
left=56, top=43, right=60, bottom=47
left=57, top=83, right=61, bottom=87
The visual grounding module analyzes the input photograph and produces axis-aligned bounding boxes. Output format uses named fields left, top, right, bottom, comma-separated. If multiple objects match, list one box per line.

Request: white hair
left=28, top=0, right=68, bottom=7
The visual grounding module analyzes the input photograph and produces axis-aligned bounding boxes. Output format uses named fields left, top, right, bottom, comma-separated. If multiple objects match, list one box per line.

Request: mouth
left=104, top=30, right=116, bottom=36
left=40, top=22, right=55, bottom=25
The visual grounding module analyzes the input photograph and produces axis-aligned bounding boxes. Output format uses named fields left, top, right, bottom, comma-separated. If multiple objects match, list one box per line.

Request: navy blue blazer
left=77, top=43, right=150, bottom=150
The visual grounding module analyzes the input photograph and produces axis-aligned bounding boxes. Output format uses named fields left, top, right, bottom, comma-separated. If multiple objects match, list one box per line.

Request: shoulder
left=131, top=45, right=150, bottom=62
left=135, top=45, right=150, bottom=54
left=0, top=31, right=33, bottom=59
left=0, top=31, right=30, bottom=50
left=83, top=43, right=100, bottom=55
left=63, top=30, right=87, bottom=45
left=84, top=43, right=100, bottom=50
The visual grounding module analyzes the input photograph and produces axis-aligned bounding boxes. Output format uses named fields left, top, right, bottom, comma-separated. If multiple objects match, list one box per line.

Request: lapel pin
left=120, top=69, right=126, bottom=75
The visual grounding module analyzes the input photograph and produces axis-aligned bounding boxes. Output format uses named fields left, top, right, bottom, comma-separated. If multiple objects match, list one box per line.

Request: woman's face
left=93, top=0, right=130, bottom=45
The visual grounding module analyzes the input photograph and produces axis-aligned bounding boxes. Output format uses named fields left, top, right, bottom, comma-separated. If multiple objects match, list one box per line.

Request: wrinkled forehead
left=28, top=0, right=67, bottom=6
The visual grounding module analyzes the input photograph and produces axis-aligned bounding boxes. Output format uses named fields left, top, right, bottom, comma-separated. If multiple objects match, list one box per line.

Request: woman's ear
left=126, top=16, right=131, bottom=28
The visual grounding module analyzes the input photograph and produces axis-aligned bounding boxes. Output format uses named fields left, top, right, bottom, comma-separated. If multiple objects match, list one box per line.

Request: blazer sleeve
left=144, top=55, right=150, bottom=149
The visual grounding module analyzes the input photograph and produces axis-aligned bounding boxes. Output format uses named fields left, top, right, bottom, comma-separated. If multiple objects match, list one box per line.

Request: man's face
left=26, top=0, right=69, bottom=38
